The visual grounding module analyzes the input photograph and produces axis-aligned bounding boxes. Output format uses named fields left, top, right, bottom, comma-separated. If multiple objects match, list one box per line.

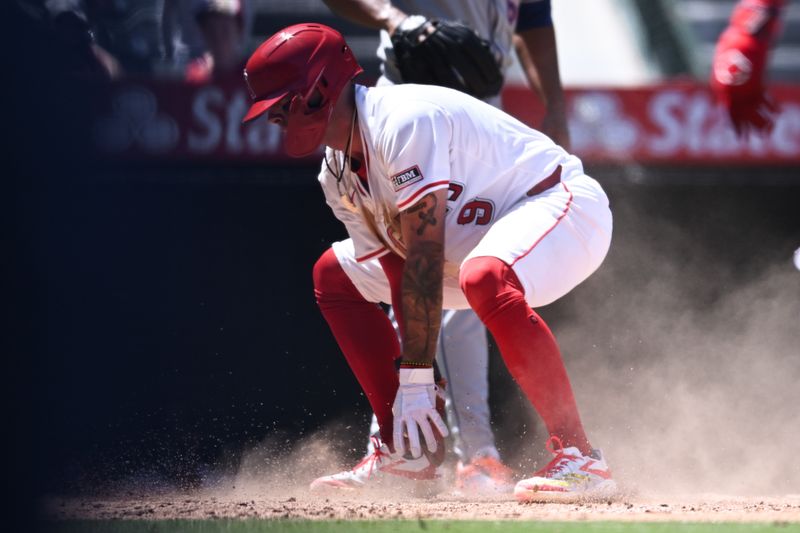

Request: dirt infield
left=43, top=490, right=800, bottom=523
left=38, top=257, right=800, bottom=526
left=39, top=399, right=800, bottom=526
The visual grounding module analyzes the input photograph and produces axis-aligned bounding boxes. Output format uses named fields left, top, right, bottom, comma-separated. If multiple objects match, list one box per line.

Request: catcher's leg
left=312, top=247, right=398, bottom=444
left=436, top=308, right=498, bottom=463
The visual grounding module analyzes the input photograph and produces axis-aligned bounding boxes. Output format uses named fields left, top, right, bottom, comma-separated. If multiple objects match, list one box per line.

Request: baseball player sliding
left=322, top=0, right=571, bottom=496
left=242, top=23, right=616, bottom=502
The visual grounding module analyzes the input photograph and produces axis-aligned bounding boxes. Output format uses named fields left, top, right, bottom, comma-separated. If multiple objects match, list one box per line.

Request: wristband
left=399, top=360, right=433, bottom=368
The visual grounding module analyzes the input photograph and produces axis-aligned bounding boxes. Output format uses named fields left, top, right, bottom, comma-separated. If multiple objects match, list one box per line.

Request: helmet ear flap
left=289, top=68, right=333, bottom=116
left=284, top=82, right=337, bottom=157
left=287, top=88, right=323, bottom=117
left=302, top=67, right=330, bottom=111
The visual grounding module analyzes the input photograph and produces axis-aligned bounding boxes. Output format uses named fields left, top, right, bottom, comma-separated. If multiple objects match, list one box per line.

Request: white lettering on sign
left=647, top=90, right=683, bottom=155
left=187, top=87, right=284, bottom=155
left=226, top=91, right=247, bottom=153
left=685, top=92, right=710, bottom=155
left=188, top=87, right=224, bottom=152
left=647, top=90, right=799, bottom=158
left=772, top=105, right=800, bottom=156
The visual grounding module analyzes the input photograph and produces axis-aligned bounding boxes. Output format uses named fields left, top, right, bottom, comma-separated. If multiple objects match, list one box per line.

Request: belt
left=526, top=165, right=562, bottom=197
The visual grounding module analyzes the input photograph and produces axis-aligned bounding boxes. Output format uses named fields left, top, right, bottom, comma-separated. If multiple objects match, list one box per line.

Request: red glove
left=710, top=0, right=785, bottom=136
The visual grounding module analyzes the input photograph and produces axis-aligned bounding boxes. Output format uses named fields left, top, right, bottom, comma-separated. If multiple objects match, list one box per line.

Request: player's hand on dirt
left=710, top=0, right=785, bottom=136
left=392, top=367, right=448, bottom=459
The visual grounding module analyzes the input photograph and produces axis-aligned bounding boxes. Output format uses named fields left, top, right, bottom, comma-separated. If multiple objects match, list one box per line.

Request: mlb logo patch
left=391, top=165, right=424, bottom=191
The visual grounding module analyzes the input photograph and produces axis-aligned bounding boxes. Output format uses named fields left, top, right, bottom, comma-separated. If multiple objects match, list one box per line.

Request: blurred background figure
left=166, top=0, right=253, bottom=83
left=8, top=0, right=117, bottom=82
left=42, top=0, right=252, bottom=82
left=709, top=0, right=787, bottom=136
left=323, top=0, right=570, bottom=147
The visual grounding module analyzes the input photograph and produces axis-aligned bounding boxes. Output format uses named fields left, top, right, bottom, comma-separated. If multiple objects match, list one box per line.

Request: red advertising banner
left=503, top=84, right=800, bottom=165
left=90, top=79, right=800, bottom=166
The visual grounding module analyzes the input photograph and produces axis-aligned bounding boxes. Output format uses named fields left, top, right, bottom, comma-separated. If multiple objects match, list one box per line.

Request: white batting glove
left=392, top=367, right=449, bottom=459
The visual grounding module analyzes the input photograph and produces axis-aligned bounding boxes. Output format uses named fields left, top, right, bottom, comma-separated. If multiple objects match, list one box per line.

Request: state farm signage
left=503, top=84, right=800, bottom=164
left=90, top=79, right=800, bottom=165
left=92, top=82, right=293, bottom=160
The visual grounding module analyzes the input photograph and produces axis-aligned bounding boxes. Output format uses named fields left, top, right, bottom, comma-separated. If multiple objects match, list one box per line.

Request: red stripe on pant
left=460, top=256, right=593, bottom=454
left=312, top=248, right=399, bottom=446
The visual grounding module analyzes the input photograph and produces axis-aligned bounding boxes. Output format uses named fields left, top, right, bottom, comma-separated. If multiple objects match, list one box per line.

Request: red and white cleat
left=310, top=436, right=443, bottom=495
left=514, top=436, right=617, bottom=502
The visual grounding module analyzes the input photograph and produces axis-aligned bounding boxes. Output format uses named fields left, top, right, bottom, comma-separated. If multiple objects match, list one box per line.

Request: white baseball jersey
left=336, top=0, right=569, bottom=464
left=325, top=81, right=612, bottom=467
left=379, top=0, right=550, bottom=82
left=319, top=83, right=578, bottom=308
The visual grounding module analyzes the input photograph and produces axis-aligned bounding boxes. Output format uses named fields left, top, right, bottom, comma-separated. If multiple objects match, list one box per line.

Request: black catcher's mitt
left=391, top=18, right=503, bottom=99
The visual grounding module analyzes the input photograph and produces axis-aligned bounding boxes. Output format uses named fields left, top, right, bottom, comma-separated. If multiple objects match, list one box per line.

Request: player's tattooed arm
left=398, top=189, right=447, bottom=365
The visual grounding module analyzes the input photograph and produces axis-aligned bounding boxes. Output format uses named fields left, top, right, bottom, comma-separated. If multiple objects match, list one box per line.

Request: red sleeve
left=378, top=252, right=406, bottom=341
left=710, top=0, right=785, bottom=134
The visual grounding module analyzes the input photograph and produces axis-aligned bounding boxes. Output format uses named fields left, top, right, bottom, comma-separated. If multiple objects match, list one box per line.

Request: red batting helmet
left=241, top=23, right=363, bottom=157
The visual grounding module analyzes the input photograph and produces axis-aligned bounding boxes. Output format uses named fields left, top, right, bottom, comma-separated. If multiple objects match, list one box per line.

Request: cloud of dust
left=221, top=426, right=355, bottom=499
left=217, top=197, right=799, bottom=501
left=221, top=424, right=444, bottom=501
left=556, top=210, right=800, bottom=497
